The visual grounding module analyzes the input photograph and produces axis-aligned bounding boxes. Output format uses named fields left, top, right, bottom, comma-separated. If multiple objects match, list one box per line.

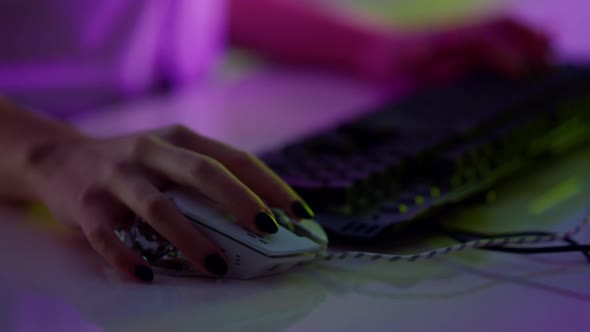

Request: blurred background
left=58, top=0, right=588, bottom=153
left=1, top=0, right=588, bottom=151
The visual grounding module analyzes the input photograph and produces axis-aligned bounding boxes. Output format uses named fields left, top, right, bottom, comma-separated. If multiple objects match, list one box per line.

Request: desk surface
left=3, top=147, right=590, bottom=332
left=2, top=1, right=590, bottom=331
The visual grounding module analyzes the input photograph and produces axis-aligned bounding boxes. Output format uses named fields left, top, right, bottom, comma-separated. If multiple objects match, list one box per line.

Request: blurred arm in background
left=228, top=0, right=551, bottom=86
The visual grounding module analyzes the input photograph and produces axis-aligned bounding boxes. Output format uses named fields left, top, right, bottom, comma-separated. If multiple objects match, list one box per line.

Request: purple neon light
left=0, top=0, right=226, bottom=111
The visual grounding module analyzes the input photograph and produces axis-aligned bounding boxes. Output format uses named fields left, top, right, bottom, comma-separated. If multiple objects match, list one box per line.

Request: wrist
left=0, top=97, right=91, bottom=201
left=21, top=124, right=90, bottom=199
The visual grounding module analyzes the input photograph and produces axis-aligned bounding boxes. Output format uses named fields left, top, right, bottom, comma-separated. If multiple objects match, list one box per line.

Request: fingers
left=213, top=149, right=315, bottom=220
left=160, top=126, right=315, bottom=220
left=476, top=32, right=528, bottom=78
left=132, top=137, right=280, bottom=236
left=420, top=55, right=470, bottom=87
left=495, top=18, right=552, bottom=68
left=471, top=17, right=551, bottom=76
left=423, top=17, right=552, bottom=80
left=77, top=190, right=154, bottom=282
left=102, top=163, right=229, bottom=276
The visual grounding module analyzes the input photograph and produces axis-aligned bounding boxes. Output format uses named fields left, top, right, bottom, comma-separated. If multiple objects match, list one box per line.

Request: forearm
left=0, top=97, right=83, bottom=201
left=228, top=0, right=392, bottom=76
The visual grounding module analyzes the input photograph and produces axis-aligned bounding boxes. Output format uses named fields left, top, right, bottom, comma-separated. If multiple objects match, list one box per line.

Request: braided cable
left=318, top=213, right=590, bottom=262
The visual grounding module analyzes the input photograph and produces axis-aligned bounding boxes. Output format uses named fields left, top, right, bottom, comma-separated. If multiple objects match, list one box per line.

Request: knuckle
left=106, top=161, right=135, bottom=182
left=111, top=250, right=132, bottom=270
left=130, top=136, right=157, bottom=158
left=141, top=193, right=171, bottom=222
left=78, top=185, right=105, bottom=211
left=85, top=224, right=109, bottom=250
left=189, top=156, right=223, bottom=179
left=230, top=151, right=259, bottom=170
left=154, top=124, right=201, bottom=146
left=167, top=124, right=194, bottom=141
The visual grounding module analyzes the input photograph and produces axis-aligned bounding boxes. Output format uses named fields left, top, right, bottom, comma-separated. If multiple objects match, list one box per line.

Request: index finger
left=160, top=126, right=315, bottom=220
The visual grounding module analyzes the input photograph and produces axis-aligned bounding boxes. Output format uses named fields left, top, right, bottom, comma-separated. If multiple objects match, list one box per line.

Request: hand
left=24, top=125, right=315, bottom=281
left=358, top=16, right=552, bottom=86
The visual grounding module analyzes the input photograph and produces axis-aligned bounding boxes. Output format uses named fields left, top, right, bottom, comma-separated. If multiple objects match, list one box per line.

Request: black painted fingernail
left=291, top=201, right=315, bottom=219
left=255, top=211, right=279, bottom=234
left=205, top=254, right=228, bottom=276
left=135, top=265, right=154, bottom=282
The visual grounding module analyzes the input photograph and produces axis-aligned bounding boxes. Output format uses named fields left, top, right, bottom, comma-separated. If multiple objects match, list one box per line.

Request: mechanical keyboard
left=260, top=64, right=590, bottom=240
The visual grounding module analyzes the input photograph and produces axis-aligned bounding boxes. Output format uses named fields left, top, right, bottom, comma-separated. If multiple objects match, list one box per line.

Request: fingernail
left=255, top=211, right=279, bottom=234
left=291, top=201, right=315, bottom=219
left=204, top=254, right=228, bottom=276
left=135, top=265, right=154, bottom=282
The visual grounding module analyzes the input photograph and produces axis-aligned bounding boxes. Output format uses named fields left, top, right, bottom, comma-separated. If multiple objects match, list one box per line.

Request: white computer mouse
left=116, top=187, right=328, bottom=279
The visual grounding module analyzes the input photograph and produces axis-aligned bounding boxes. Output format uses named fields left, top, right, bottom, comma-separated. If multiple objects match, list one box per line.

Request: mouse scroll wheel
left=270, top=208, right=295, bottom=232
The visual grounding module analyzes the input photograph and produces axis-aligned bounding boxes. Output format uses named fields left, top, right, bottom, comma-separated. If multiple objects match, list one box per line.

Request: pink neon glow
left=0, top=0, right=226, bottom=112
left=158, top=0, right=227, bottom=86
left=79, top=0, right=131, bottom=50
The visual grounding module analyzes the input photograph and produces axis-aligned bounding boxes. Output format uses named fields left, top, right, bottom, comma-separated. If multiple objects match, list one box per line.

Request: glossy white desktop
left=2, top=1, right=590, bottom=331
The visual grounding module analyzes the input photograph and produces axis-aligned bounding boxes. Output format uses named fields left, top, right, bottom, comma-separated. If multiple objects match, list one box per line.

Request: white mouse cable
left=317, top=212, right=590, bottom=262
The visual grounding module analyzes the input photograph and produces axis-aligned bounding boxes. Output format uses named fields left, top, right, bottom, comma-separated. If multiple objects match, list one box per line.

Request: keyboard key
left=261, top=64, right=590, bottom=239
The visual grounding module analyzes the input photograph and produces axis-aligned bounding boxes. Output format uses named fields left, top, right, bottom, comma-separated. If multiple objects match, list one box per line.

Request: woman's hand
left=358, top=16, right=552, bottom=86
left=24, top=125, right=315, bottom=282
left=227, top=1, right=550, bottom=85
